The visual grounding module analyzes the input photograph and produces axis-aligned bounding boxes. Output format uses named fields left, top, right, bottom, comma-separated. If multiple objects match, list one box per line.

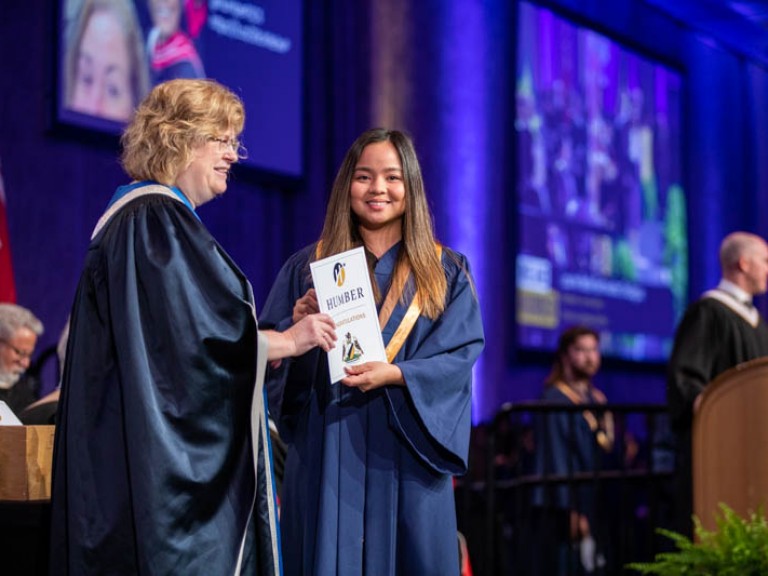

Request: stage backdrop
left=2, top=0, right=768, bottom=422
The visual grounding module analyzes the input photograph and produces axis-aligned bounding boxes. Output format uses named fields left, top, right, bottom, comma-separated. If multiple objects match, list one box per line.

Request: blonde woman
left=50, top=79, right=335, bottom=575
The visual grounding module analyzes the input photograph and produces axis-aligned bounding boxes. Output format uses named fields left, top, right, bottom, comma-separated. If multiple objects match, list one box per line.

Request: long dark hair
left=316, top=128, right=447, bottom=319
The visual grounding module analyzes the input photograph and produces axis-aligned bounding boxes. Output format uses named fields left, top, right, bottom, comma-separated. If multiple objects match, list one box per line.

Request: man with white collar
left=667, top=231, right=768, bottom=536
left=0, top=303, right=43, bottom=415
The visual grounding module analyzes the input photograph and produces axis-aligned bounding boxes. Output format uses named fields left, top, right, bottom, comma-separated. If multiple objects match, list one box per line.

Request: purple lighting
left=437, top=1, right=491, bottom=422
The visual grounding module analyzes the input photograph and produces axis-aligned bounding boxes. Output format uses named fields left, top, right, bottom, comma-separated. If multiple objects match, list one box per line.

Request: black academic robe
left=666, top=293, right=768, bottom=535
left=0, top=373, right=38, bottom=415
left=50, top=184, right=279, bottom=575
left=667, top=295, right=768, bottom=431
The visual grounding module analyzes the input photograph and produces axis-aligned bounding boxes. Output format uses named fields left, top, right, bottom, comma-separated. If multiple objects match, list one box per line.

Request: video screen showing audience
left=515, top=1, right=687, bottom=363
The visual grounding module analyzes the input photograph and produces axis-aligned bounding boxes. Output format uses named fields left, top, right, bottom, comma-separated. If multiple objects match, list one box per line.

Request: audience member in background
left=667, top=231, right=768, bottom=537
left=494, top=414, right=535, bottom=480
left=259, top=128, right=485, bottom=576
left=50, top=78, right=336, bottom=575
left=0, top=303, right=43, bottom=415
left=531, top=326, right=614, bottom=575
left=20, top=319, right=69, bottom=425
left=65, top=0, right=150, bottom=122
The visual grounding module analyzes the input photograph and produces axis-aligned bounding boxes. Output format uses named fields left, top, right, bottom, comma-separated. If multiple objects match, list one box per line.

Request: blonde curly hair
left=121, top=79, right=245, bottom=185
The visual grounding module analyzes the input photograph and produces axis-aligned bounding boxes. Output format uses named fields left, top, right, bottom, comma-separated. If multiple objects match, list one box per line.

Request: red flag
left=0, top=158, right=17, bottom=303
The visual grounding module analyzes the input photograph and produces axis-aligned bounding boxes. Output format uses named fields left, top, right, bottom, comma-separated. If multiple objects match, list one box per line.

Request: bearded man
left=0, top=303, right=43, bottom=415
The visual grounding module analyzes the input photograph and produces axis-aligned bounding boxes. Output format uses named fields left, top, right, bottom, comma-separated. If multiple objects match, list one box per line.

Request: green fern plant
left=627, top=504, right=768, bottom=575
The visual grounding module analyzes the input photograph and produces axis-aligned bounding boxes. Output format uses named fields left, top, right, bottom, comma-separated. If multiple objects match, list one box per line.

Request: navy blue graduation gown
left=260, top=243, right=485, bottom=576
left=50, top=184, right=280, bottom=575
left=532, top=385, right=604, bottom=518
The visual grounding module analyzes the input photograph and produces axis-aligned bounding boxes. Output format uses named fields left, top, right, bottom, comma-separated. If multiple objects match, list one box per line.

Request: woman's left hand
left=340, top=362, right=404, bottom=392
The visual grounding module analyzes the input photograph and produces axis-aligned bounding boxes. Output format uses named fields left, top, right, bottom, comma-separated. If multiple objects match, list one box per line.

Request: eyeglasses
left=0, top=339, right=33, bottom=360
left=208, top=136, right=242, bottom=155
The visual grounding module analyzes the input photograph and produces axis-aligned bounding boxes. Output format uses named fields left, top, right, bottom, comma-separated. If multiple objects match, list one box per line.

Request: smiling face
left=174, top=135, right=238, bottom=207
left=350, top=141, right=406, bottom=240
left=70, top=7, right=134, bottom=121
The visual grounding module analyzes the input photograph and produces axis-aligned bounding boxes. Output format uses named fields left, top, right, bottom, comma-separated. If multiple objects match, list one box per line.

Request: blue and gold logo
left=333, top=262, right=346, bottom=287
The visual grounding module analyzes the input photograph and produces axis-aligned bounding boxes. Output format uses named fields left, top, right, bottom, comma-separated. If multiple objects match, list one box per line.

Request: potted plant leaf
left=627, top=504, right=768, bottom=575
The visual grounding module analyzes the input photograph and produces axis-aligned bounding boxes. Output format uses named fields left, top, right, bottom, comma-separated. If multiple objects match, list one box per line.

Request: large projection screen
left=515, top=1, right=687, bottom=363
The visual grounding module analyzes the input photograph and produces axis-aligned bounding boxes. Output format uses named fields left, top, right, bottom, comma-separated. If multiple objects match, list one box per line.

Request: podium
left=0, top=425, right=54, bottom=575
left=0, top=425, right=55, bottom=501
left=693, top=357, right=768, bottom=531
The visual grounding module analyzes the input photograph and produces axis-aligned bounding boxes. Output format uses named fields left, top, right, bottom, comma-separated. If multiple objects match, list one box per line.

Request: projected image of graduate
left=146, top=0, right=206, bottom=84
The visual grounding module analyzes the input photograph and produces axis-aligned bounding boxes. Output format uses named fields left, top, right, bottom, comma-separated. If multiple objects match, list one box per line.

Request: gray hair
left=0, top=304, right=44, bottom=341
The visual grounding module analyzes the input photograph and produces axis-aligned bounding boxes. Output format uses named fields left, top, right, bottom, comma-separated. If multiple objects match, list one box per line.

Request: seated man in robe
left=0, top=303, right=43, bottom=415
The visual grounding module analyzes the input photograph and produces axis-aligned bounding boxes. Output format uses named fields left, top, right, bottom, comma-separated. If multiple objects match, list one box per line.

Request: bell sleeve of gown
left=50, top=194, right=271, bottom=575
left=258, top=246, right=316, bottom=424
left=383, top=250, right=485, bottom=475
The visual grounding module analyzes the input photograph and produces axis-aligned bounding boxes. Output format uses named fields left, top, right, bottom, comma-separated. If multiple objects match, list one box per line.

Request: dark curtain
left=2, top=0, right=768, bottom=419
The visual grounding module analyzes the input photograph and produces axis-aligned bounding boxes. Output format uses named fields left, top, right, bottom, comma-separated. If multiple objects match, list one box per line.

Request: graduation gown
left=532, top=385, right=606, bottom=516
left=667, top=293, right=768, bottom=431
left=528, top=384, right=611, bottom=574
left=259, top=243, right=485, bottom=576
left=0, top=373, right=39, bottom=415
left=50, top=183, right=280, bottom=575
left=666, top=290, right=768, bottom=535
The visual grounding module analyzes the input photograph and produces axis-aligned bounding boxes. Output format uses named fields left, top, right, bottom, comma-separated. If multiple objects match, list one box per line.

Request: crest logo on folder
left=342, top=332, right=364, bottom=363
left=333, top=262, right=346, bottom=287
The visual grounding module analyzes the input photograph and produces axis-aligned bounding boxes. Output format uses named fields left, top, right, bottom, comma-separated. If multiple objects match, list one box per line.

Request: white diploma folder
left=0, top=400, right=22, bottom=426
left=310, top=246, right=387, bottom=383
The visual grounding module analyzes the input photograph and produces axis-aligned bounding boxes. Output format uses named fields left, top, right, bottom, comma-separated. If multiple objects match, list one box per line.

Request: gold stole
left=553, top=381, right=614, bottom=452
left=315, top=242, right=442, bottom=363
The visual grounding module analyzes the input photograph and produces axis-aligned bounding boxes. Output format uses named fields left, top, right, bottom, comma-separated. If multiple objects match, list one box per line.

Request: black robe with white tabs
left=50, top=183, right=279, bottom=576
left=666, top=292, right=768, bottom=534
left=667, top=295, right=768, bottom=432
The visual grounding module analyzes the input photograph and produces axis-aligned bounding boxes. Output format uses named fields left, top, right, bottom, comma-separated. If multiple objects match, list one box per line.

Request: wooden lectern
left=693, top=357, right=768, bottom=531
left=0, top=425, right=55, bottom=575
left=0, top=425, right=55, bottom=501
